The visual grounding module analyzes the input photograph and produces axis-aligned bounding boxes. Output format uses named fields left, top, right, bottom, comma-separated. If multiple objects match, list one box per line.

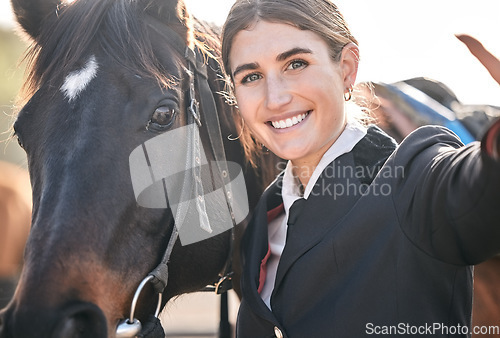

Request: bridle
left=116, top=17, right=236, bottom=338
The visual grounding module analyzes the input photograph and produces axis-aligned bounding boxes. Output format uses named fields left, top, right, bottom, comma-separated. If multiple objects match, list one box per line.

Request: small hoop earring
left=228, top=115, right=245, bottom=141
left=344, top=85, right=353, bottom=101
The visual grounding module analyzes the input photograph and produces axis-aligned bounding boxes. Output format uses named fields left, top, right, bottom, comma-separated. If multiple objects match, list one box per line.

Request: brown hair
left=220, top=0, right=359, bottom=167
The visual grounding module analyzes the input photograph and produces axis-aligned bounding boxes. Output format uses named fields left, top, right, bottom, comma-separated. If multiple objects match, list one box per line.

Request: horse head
left=0, top=0, right=275, bottom=337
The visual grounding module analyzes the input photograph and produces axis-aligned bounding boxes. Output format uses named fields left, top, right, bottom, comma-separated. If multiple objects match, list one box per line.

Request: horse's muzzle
left=0, top=301, right=108, bottom=338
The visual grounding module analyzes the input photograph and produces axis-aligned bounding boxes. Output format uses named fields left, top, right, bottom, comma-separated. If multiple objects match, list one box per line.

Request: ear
left=340, top=43, right=360, bottom=89
left=11, top=0, right=61, bottom=41
left=144, top=0, right=193, bottom=46
left=144, top=0, right=188, bottom=24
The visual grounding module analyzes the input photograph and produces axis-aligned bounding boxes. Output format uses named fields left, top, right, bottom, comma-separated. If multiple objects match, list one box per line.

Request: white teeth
left=271, top=112, right=309, bottom=129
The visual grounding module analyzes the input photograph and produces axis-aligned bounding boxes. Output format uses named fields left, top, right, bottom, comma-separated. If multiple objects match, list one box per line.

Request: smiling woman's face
left=229, top=20, right=357, bottom=168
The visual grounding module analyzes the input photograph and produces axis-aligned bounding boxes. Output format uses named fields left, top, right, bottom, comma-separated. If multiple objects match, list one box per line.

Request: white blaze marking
left=60, top=55, right=98, bottom=102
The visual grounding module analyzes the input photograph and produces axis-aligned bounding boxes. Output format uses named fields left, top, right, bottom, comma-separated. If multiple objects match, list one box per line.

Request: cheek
left=234, top=92, right=266, bottom=142
left=313, top=80, right=345, bottom=116
left=310, top=66, right=344, bottom=96
left=235, top=91, right=257, bottom=122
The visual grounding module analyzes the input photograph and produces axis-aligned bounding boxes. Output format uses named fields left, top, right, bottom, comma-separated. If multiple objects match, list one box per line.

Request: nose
left=265, top=74, right=292, bottom=110
left=52, top=302, right=108, bottom=338
left=0, top=302, right=107, bottom=338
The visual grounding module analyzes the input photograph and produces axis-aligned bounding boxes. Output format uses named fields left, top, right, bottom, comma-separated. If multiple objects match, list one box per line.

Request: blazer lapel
left=242, top=174, right=284, bottom=321
left=273, top=125, right=397, bottom=291
left=243, top=126, right=397, bottom=317
left=273, top=152, right=364, bottom=291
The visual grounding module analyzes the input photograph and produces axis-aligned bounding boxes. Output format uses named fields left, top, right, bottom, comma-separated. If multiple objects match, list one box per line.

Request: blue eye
left=288, top=60, right=308, bottom=70
left=242, top=73, right=262, bottom=83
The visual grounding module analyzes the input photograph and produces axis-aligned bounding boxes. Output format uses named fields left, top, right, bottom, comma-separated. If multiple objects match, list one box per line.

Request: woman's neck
left=290, top=155, right=322, bottom=188
left=290, top=121, right=349, bottom=188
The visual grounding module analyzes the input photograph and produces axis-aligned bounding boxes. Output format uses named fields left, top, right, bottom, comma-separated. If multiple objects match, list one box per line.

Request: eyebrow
left=232, top=62, right=259, bottom=79
left=232, top=47, right=313, bottom=78
left=276, top=47, right=313, bottom=62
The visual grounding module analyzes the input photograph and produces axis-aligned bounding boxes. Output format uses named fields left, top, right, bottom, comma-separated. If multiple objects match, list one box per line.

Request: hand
left=486, top=119, right=500, bottom=161
left=455, top=34, right=500, bottom=86
left=494, top=127, right=500, bottom=161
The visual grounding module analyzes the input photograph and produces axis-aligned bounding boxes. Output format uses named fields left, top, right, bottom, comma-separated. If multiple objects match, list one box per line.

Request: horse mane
left=21, top=0, right=205, bottom=101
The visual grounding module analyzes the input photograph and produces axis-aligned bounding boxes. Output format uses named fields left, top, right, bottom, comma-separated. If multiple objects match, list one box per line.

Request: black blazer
left=237, top=124, right=500, bottom=338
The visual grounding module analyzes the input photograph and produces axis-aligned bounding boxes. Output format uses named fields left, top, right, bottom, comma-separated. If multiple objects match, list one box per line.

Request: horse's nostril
left=55, top=316, right=83, bottom=337
left=53, top=303, right=107, bottom=338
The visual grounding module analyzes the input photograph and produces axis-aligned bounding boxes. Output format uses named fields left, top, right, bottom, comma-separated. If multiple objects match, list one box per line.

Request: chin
left=276, top=150, right=308, bottom=163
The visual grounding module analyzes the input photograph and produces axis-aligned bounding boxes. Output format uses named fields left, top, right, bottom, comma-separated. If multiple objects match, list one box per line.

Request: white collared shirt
left=260, top=119, right=367, bottom=309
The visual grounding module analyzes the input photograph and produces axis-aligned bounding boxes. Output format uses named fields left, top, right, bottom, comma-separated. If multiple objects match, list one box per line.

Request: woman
left=220, top=0, right=500, bottom=337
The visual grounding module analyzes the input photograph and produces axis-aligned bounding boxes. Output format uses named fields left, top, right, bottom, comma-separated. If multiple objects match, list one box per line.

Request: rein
left=116, top=17, right=236, bottom=338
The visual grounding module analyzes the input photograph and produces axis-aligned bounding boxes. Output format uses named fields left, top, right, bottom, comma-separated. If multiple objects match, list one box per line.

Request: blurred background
left=0, top=0, right=499, bottom=335
left=0, top=0, right=27, bottom=167
left=1, top=0, right=500, bottom=166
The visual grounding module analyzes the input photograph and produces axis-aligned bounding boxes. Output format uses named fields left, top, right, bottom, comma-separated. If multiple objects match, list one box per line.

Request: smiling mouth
left=270, top=111, right=310, bottom=129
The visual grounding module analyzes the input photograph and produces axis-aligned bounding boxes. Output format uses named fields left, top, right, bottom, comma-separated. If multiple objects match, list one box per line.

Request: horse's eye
left=13, top=122, right=25, bottom=150
left=147, top=106, right=177, bottom=131
left=17, top=135, right=24, bottom=149
left=152, top=106, right=176, bottom=125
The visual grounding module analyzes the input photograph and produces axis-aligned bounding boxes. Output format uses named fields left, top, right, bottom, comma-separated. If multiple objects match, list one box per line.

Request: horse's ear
left=144, top=0, right=193, bottom=45
left=11, top=0, right=61, bottom=40
left=144, top=0, right=190, bottom=25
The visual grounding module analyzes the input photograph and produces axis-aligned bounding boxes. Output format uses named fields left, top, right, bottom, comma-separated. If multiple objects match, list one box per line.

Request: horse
left=0, top=161, right=31, bottom=309
left=0, top=0, right=278, bottom=337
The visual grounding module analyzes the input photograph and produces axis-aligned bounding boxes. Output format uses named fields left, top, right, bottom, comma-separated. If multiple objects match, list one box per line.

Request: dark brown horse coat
left=237, top=122, right=500, bottom=337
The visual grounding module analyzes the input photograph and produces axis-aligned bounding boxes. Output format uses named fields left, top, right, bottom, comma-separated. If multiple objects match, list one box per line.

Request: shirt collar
left=281, top=119, right=367, bottom=213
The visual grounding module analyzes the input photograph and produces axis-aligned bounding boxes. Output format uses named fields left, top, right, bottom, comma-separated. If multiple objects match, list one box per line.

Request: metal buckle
left=214, top=273, right=233, bottom=295
left=188, top=98, right=201, bottom=127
